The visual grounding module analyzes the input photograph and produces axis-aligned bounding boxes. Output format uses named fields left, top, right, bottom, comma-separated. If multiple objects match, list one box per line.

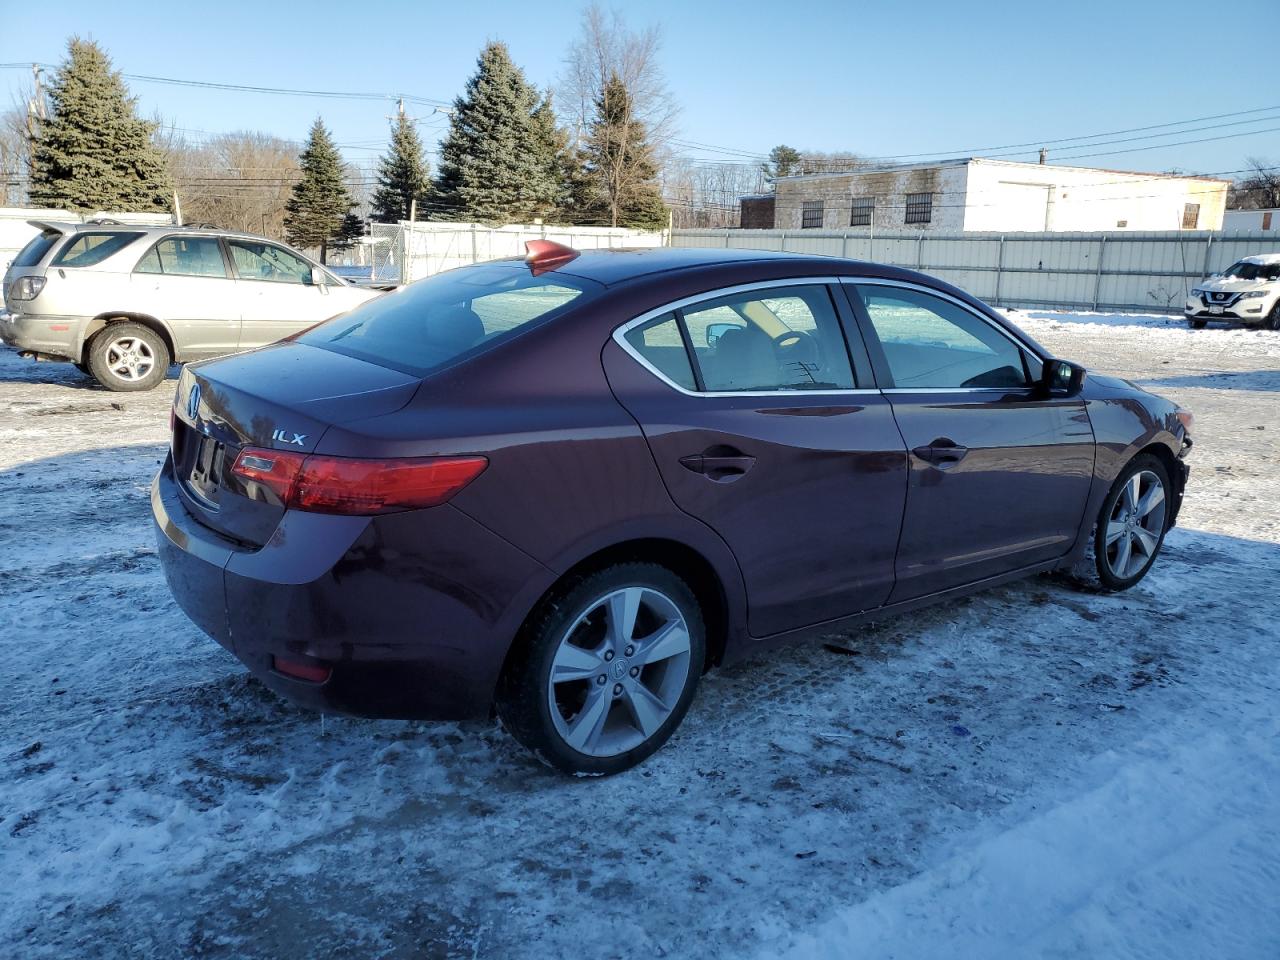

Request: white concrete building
left=771, top=158, right=1230, bottom=233
left=1223, top=208, right=1279, bottom=232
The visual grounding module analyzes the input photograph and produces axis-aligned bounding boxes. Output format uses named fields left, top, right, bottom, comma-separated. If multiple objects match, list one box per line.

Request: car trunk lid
left=171, top=342, right=420, bottom=546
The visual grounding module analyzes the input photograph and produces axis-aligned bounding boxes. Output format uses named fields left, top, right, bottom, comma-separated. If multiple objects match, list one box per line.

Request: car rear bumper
left=0, top=310, right=84, bottom=359
left=152, top=456, right=553, bottom=720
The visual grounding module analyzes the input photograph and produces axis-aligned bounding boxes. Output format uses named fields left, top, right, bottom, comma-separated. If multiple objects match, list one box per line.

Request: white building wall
left=961, top=160, right=1228, bottom=232
left=1223, top=209, right=1279, bottom=232
left=773, top=164, right=968, bottom=233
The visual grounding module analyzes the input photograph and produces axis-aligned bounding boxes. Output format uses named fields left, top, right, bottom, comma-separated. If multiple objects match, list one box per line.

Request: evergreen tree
left=762, top=145, right=802, bottom=182
left=529, top=93, right=574, bottom=223
left=29, top=38, right=173, bottom=213
left=370, top=113, right=431, bottom=223
left=284, top=118, right=355, bottom=263
left=433, top=42, right=556, bottom=224
left=582, top=73, right=667, bottom=230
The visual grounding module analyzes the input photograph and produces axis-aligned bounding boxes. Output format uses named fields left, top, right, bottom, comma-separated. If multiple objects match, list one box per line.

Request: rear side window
left=299, top=263, right=593, bottom=376
left=51, top=232, right=143, bottom=268
left=135, top=237, right=228, bottom=278
left=623, top=313, right=696, bottom=390
left=11, top=229, right=63, bottom=267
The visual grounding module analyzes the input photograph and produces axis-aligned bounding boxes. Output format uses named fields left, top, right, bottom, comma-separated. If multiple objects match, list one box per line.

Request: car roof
left=1237, top=253, right=1280, bottom=265
left=27, top=219, right=278, bottom=245
left=539, top=246, right=824, bottom=286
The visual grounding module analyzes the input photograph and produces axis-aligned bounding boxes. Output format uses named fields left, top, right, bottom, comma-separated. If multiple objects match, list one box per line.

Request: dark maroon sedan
left=153, top=242, right=1192, bottom=774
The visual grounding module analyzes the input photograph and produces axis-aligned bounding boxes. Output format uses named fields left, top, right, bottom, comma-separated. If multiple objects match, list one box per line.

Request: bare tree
left=162, top=129, right=300, bottom=237
left=560, top=3, right=678, bottom=150
left=1231, top=156, right=1280, bottom=210
left=663, top=158, right=767, bottom=228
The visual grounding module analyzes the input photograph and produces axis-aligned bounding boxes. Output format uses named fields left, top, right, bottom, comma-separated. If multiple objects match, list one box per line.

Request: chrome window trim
left=611, top=276, right=880, bottom=398
left=841, top=276, right=1048, bottom=366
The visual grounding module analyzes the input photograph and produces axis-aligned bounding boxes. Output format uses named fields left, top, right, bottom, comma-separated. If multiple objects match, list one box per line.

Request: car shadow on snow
left=0, top=346, right=181, bottom=389
left=1003, top=308, right=1185, bottom=331
left=1139, top=369, right=1280, bottom=393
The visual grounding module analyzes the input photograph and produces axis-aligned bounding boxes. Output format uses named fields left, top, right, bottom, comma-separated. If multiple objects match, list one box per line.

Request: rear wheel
left=497, top=562, right=705, bottom=776
left=86, top=323, right=170, bottom=392
left=1068, top=454, right=1172, bottom=592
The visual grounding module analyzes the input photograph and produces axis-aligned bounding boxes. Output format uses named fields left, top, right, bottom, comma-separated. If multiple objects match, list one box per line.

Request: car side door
left=603, top=278, right=907, bottom=639
left=843, top=279, right=1095, bottom=602
left=131, top=236, right=241, bottom=359
left=225, top=239, right=339, bottom=348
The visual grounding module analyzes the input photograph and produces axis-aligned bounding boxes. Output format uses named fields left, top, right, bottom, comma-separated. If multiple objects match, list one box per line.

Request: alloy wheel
left=105, top=336, right=156, bottom=382
left=547, top=586, right=693, bottom=758
left=1103, top=469, right=1166, bottom=580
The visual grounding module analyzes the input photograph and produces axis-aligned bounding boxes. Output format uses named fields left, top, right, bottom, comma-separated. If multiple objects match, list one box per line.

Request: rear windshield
left=1222, top=260, right=1280, bottom=282
left=298, top=262, right=595, bottom=376
left=51, top=231, right=144, bottom=268
left=11, top=229, right=63, bottom=268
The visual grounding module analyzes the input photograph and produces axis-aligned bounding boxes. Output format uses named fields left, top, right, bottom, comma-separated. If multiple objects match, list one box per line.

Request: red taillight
left=524, top=239, right=579, bottom=275
left=272, top=655, right=331, bottom=683
left=230, top=448, right=487, bottom=515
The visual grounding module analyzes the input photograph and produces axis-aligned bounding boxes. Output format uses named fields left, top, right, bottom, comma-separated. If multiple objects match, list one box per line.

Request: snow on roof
left=773, top=157, right=1229, bottom=185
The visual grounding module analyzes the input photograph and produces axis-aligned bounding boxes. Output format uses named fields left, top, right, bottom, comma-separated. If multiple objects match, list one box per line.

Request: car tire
left=1267, top=301, right=1280, bottom=331
left=496, top=562, right=706, bottom=776
left=1067, top=454, right=1173, bottom=592
left=1188, top=318, right=1207, bottom=330
left=86, top=323, right=170, bottom=392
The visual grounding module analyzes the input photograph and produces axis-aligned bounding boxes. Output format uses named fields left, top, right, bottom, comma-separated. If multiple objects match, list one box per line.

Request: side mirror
left=706, top=321, right=744, bottom=348
left=308, top=266, right=326, bottom=286
left=1038, top=358, right=1085, bottom=398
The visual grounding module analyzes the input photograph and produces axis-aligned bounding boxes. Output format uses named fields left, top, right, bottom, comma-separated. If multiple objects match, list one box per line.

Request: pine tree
left=433, top=42, right=556, bottom=224
left=529, top=93, right=573, bottom=223
left=29, top=38, right=173, bottom=213
left=284, top=119, right=355, bottom=263
left=762, top=145, right=802, bottom=182
left=370, top=112, right=431, bottom=223
left=582, top=73, right=667, bottom=230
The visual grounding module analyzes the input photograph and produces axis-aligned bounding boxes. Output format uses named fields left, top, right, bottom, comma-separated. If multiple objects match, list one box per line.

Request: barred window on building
left=904, top=192, right=933, bottom=225
left=1182, top=203, right=1200, bottom=230
left=850, top=196, right=875, bottom=227
left=801, top=200, right=824, bottom=229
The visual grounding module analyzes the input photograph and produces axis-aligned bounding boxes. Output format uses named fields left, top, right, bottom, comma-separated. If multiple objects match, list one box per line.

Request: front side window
left=680, top=285, right=854, bottom=391
left=134, top=237, right=228, bottom=278
left=51, top=232, right=143, bottom=268
left=855, top=285, right=1029, bottom=389
left=801, top=201, right=824, bottom=229
left=227, top=239, right=313, bottom=284
left=12, top=229, right=63, bottom=267
left=904, top=193, right=933, bottom=225
left=299, top=262, right=592, bottom=377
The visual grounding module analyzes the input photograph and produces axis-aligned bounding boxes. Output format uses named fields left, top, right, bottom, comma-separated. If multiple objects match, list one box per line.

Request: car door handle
left=679, top=452, right=756, bottom=482
left=912, top=440, right=969, bottom=465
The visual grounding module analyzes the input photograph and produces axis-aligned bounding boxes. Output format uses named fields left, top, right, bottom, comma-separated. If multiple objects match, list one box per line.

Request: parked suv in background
left=1185, top=253, right=1280, bottom=330
left=1, top=221, right=378, bottom=390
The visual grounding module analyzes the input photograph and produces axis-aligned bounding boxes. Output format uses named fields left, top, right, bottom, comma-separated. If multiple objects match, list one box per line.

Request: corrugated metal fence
left=373, top=221, right=667, bottom=283
left=672, top=229, right=1280, bottom=312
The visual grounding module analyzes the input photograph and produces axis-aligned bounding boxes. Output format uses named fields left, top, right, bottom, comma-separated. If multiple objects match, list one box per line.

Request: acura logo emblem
left=187, top=382, right=201, bottom=420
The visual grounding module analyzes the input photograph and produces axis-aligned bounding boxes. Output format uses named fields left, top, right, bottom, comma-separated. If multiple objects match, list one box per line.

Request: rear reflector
left=272, top=655, right=332, bottom=683
left=231, top=448, right=487, bottom=515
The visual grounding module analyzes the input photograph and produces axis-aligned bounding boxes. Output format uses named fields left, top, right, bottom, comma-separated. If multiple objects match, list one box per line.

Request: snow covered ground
left=1, top=310, right=1277, bottom=959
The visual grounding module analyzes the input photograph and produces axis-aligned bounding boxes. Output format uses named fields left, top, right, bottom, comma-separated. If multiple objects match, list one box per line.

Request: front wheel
left=86, top=323, right=170, bottom=392
left=1266, top=301, right=1280, bottom=331
left=1070, top=454, right=1172, bottom=592
left=497, top=563, right=705, bottom=776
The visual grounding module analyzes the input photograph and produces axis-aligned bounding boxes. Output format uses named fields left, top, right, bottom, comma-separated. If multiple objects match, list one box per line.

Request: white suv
left=1185, top=253, right=1280, bottom=330
left=1, top=222, right=379, bottom=390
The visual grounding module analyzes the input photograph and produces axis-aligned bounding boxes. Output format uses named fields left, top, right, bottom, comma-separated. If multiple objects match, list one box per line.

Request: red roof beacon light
left=524, top=239, right=579, bottom=276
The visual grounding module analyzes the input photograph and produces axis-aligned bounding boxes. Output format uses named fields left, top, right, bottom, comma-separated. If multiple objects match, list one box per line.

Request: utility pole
left=26, top=64, right=45, bottom=150
left=172, top=191, right=183, bottom=225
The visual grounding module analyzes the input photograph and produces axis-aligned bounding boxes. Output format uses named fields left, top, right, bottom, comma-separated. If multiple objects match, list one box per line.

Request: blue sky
left=2, top=0, right=1277, bottom=180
